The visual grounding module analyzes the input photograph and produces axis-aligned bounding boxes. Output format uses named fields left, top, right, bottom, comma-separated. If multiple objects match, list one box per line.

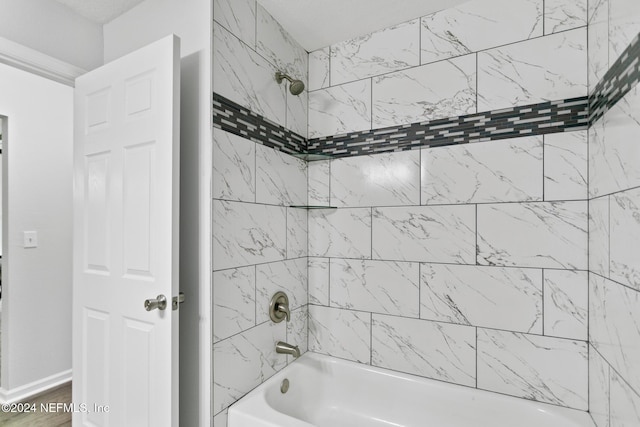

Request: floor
left=0, top=382, right=72, bottom=426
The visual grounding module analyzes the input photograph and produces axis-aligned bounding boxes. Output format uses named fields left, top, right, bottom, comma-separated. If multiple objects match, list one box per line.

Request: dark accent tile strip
left=589, top=32, right=640, bottom=123
left=212, top=32, right=640, bottom=160
left=307, top=97, right=589, bottom=158
left=213, top=92, right=306, bottom=155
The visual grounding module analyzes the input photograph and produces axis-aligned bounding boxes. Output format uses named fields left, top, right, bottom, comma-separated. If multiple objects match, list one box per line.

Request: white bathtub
left=228, top=352, right=595, bottom=427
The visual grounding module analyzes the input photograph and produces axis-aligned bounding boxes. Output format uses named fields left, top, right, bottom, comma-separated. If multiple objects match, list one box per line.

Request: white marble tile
left=286, top=88, right=308, bottom=137
left=308, top=80, right=372, bottom=139
left=477, top=329, right=588, bottom=410
left=213, top=128, right=255, bottom=203
left=477, top=28, right=587, bottom=111
left=213, top=408, right=228, bottom=427
left=421, top=136, right=543, bottom=205
left=308, top=305, right=371, bottom=363
left=309, top=47, right=330, bottom=91
left=372, top=205, right=475, bottom=264
left=256, top=144, right=307, bottom=206
left=330, top=259, right=419, bottom=317
left=588, top=0, right=609, bottom=91
left=213, top=200, right=286, bottom=270
left=477, top=201, right=588, bottom=269
left=420, top=0, right=543, bottom=65
left=287, top=305, right=308, bottom=363
left=308, top=208, right=371, bottom=258
left=213, top=321, right=286, bottom=413
left=372, top=54, right=476, bottom=128
left=611, top=188, right=640, bottom=291
left=308, top=257, right=329, bottom=306
left=331, top=20, right=420, bottom=86
left=308, top=160, right=330, bottom=206
left=420, top=264, right=542, bottom=333
left=590, top=196, right=610, bottom=282
left=544, top=131, right=588, bottom=201
left=213, top=0, right=256, bottom=47
left=611, top=371, right=640, bottom=427
left=331, top=151, right=420, bottom=207
left=589, top=118, right=610, bottom=198
left=213, top=22, right=286, bottom=127
left=590, top=274, right=640, bottom=396
left=590, top=86, right=640, bottom=197
left=544, top=0, right=587, bottom=35
left=256, top=258, right=307, bottom=323
left=287, top=207, right=307, bottom=258
left=609, top=0, right=640, bottom=64
left=256, top=5, right=308, bottom=84
left=213, top=266, right=256, bottom=343
left=543, top=270, right=588, bottom=340
left=590, top=347, right=611, bottom=427
left=372, top=315, right=476, bottom=387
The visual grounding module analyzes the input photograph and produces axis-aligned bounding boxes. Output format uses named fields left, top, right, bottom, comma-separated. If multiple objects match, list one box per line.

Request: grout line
left=370, top=312, right=373, bottom=366
left=370, top=207, right=374, bottom=260
left=370, top=77, right=374, bottom=130
left=475, top=204, right=479, bottom=265
left=327, top=258, right=331, bottom=307
left=542, top=269, right=546, bottom=336
left=542, top=0, right=546, bottom=36
left=214, top=196, right=591, bottom=210
left=475, top=327, right=479, bottom=389
left=318, top=26, right=588, bottom=91
left=608, top=363, right=612, bottom=426
left=608, top=194, right=611, bottom=279
left=303, top=304, right=589, bottom=344
left=542, top=134, right=546, bottom=200
left=418, top=263, right=422, bottom=319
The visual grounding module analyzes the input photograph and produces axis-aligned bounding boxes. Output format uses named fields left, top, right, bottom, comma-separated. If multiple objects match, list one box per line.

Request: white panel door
left=72, top=35, right=180, bottom=427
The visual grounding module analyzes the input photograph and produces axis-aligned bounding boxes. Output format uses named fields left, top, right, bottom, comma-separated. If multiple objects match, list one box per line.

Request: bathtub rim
left=227, top=351, right=595, bottom=427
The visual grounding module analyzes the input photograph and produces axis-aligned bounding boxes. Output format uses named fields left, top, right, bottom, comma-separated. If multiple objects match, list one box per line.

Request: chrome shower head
left=275, top=71, right=305, bottom=96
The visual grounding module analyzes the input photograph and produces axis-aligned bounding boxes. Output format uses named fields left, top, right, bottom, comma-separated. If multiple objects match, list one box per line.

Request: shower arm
left=275, top=71, right=293, bottom=84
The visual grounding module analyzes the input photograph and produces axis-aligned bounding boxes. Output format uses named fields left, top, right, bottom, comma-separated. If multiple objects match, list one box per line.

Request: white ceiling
left=257, top=0, right=470, bottom=52
left=53, top=0, right=145, bottom=24
left=53, top=0, right=469, bottom=51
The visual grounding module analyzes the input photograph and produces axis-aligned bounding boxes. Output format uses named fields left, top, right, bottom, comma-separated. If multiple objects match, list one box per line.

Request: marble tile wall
left=210, top=0, right=640, bottom=424
left=308, top=0, right=588, bottom=138
left=212, top=1, right=309, bottom=424
left=587, top=1, right=640, bottom=425
left=308, top=129, right=590, bottom=410
left=214, top=0, right=308, bottom=137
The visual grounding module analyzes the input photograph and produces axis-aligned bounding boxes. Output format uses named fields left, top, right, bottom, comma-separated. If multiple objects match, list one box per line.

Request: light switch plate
left=23, top=231, right=38, bottom=248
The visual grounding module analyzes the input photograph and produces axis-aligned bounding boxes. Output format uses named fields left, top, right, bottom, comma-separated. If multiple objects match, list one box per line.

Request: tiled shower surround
left=212, top=0, right=640, bottom=425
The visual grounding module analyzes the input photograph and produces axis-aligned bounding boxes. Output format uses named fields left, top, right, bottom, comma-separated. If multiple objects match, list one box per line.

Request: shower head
left=275, top=71, right=305, bottom=96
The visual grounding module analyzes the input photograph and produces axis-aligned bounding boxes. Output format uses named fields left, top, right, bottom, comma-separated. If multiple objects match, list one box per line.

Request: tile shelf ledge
left=289, top=205, right=337, bottom=210
left=290, top=153, right=333, bottom=162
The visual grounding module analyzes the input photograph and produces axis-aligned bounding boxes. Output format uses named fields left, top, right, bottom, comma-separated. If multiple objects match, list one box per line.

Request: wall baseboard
left=0, top=369, right=72, bottom=404
left=0, top=36, right=86, bottom=87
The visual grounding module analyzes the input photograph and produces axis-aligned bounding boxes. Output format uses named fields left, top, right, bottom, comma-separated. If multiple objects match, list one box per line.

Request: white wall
left=0, top=0, right=103, bottom=71
left=0, top=62, right=73, bottom=398
left=104, top=1, right=212, bottom=426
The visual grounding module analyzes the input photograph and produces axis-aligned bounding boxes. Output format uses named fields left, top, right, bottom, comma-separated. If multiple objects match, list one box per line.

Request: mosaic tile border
left=213, top=31, right=640, bottom=160
left=213, top=93, right=306, bottom=155
left=590, top=32, right=640, bottom=123
left=307, top=98, right=588, bottom=158
left=213, top=92, right=588, bottom=159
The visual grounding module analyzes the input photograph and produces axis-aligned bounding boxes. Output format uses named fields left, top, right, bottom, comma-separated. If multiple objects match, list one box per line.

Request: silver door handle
left=144, top=294, right=167, bottom=311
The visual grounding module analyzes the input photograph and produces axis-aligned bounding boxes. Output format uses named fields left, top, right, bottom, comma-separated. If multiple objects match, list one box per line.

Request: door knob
left=144, top=294, right=167, bottom=311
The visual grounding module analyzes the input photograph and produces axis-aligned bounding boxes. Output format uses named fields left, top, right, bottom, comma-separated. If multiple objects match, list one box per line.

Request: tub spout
left=276, top=341, right=300, bottom=358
